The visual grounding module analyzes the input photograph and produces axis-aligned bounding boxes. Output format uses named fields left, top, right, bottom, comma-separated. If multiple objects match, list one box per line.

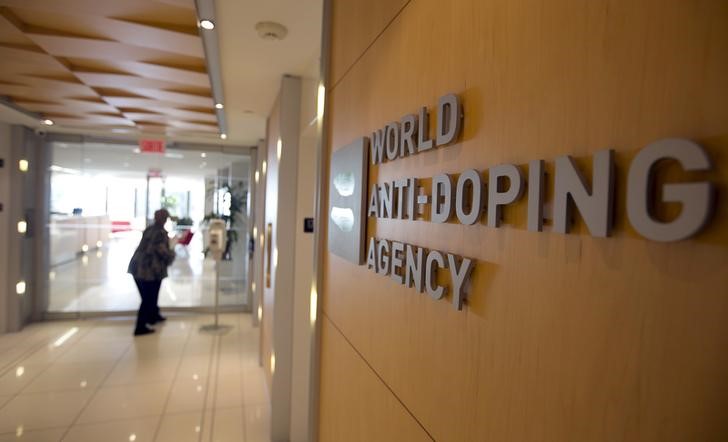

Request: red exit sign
left=139, top=139, right=166, bottom=154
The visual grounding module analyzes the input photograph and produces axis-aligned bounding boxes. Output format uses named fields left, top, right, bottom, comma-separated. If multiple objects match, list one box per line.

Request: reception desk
left=50, top=215, right=111, bottom=267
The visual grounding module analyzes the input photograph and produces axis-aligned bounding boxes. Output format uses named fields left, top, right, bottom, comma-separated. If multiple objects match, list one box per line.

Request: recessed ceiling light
left=41, top=119, right=54, bottom=126
left=255, top=21, right=288, bottom=41
left=220, top=133, right=227, bottom=140
left=215, top=103, right=224, bottom=110
left=199, top=19, right=215, bottom=30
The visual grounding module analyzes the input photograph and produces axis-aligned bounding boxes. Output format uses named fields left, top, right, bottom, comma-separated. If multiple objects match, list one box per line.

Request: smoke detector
left=255, top=21, right=288, bottom=41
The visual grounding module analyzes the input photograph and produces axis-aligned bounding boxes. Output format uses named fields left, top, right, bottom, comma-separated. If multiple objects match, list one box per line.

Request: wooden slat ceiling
left=0, top=0, right=219, bottom=137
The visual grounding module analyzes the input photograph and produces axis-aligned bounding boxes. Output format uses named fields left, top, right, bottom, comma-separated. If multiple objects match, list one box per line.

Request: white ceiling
left=216, top=0, right=322, bottom=144
left=51, top=141, right=249, bottom=180
left=0, top=0, right=323, bottom=146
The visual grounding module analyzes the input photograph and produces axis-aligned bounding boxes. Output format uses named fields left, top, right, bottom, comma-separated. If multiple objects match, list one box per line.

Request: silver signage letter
left=455, top=169, right=484, bottom=225
left=436, top=94, right=462, bottom=147
left=385, top=122, right=400, bottom=161
left=425, top=250, right=447, bottom=300
left=400, top=114, right=417, bottom=156
left=405, top=244, right=425, bottom=293
left=447, top=254, right=474, bottom=310
left=368, top=184, right=379, bottom=217
left=627, top=138, right=713, bottom=242
left=431, top=174, right=455, bottom=223
left=417, top=106, right=434, bottom=152
left=390, top=241, right=405, bottom=284
left=379, top=182, right=393, bottom=219
left=527, top=159, right=546, bottom=232
left=371, top=130, right=385, bottom=164
left=553, top=149, right=615, bottom=237
left=487, top=164, right=525, bottom=227
left=376, top=239, right=390, bottom=275
left=366, top=237, right=376, bottom=270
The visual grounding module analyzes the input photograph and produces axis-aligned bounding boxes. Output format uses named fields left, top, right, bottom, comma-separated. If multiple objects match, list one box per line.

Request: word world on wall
left=334, top=93, right=717, bottom=310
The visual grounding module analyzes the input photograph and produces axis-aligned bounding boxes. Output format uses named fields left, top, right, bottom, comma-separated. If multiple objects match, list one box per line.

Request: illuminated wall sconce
left=257, top=304, right=262, bottom=322
left=270, top=352, right=276, bottom=374
left=17, top=220, right=27, bottom=234
left=96, top=240, right=103, bottom=248
left=18, top=159, right=29, bottom=172
left=16, top=280, right=26, bottom=295
left=317, top=83, right=326, bottom=120
left=276, top=138, right=282, bottom=160
left=254, top=170, right=259, bottom=183
left=81, top=244, right=89, bottom=253
left=262, top=160, right=267, bottom=175
left=310, top=283, right=318, bottom=326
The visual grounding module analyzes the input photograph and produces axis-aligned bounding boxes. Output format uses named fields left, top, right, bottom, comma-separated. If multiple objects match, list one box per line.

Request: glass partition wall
left=46, top=140, right=251, bottom=316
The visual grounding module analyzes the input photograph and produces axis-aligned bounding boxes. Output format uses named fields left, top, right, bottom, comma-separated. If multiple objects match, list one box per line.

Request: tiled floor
left=48, top=233, right=247, bottom=313
left=0, top=313, right=270, bottom=441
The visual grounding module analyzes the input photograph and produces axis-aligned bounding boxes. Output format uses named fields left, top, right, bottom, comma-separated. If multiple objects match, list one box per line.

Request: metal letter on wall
left=436, top=94, right=462, bottom=147
left=487, top=164, right=525, bottom=227
left=553, top=149, right=615, bottom=237
left=328, top=138, right=370, bottom=264
left=627, top=138, right=714, bottom=241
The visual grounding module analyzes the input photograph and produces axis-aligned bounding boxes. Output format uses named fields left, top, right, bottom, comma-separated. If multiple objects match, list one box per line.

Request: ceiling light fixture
left=215, top=103, right=224, bottom=110
left=199, top=19, right=215, bottom=30
left=41, top=119, right=54, bottom=126
left=255, top=21, right=288, bottom=41
left=220, top=133, right=227, bottom=140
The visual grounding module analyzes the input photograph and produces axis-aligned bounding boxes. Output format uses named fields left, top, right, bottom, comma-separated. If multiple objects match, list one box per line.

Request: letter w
left=371, top=128, right=385, bottom=165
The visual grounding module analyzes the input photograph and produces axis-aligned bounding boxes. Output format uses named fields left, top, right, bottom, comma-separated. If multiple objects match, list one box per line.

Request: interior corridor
left=0, top=313, right=269, bottom=442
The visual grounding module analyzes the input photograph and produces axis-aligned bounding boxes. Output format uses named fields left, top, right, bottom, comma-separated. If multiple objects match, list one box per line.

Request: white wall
left=289, top=75, right=319, bottom=442
left=0, top=122, right=11, bottom=332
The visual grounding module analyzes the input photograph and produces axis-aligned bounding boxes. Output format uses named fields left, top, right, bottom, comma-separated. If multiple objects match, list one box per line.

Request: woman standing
left=127, top=209, right=176, bottom=336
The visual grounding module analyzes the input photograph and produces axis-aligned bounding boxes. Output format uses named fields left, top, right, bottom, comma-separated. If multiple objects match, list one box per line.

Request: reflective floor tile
left=23, top=362, right=115, bottom=394
left=0, top=390, right=93, bottom=432
left=75, top=383, right=169, bottom=424
left=0, top=427, right=66, bottom=442
left=208, top=407, right=245, bottom=442
left=63, top=416, right=158, bottom=442
left=155, top=412, right=204, bottom=442
left=245, top=405, right=271, bottom=442
left=164, top=377, right=209, bottom=414
left=103, top=358, right=179, bottom=386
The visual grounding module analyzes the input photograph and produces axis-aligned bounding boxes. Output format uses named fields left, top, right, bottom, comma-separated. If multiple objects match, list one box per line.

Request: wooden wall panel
left=329, top=0, right=409, bottom=86
left=320, top=0, right=728, bottom=441
left=318, top=316, right=434, bottom=442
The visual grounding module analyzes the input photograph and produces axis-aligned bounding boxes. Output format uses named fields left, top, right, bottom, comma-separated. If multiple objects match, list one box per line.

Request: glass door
left=46, top=140, right=251, bottom=316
